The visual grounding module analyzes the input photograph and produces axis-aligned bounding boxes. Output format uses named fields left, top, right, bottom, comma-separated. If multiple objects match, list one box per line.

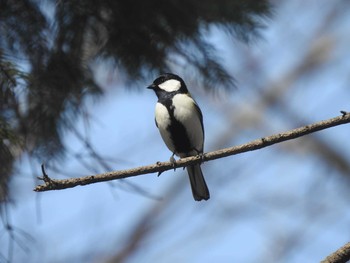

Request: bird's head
left=147, top=73, right=188, bottom=97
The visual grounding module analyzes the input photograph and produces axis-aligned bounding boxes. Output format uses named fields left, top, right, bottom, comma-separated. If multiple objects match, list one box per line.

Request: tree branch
left=321, top=242, right=350, bottom=263
left=34, top=111, right=350, bottom=192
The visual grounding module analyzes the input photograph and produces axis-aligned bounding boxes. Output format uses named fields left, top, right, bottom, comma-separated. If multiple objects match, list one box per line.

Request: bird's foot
left=193, top=148, right=205, bottom=163
left=170, top=153, right=177, bottom=171
left=198, top=152, right=205, bottom=163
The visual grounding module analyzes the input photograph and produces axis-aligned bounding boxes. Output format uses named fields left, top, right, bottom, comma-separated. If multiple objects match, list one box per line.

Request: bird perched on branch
left=148, top=73, right=210, bottom=201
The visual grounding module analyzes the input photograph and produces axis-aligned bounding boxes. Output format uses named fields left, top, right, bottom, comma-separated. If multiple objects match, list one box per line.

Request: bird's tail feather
left=187, top=164, right=210, bottom=201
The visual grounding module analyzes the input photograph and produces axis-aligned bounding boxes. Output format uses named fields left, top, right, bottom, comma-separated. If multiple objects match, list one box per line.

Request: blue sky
left=2, top=1, right=350, bottom=262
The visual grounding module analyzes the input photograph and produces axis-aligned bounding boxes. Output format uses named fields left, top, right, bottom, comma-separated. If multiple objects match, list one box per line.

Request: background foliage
left=0, top=0, right=270, bottom=202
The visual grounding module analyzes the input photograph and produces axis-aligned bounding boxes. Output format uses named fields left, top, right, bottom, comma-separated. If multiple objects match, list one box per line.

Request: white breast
left=172, top=94, right=204, bottom=154
left=155, top=102, right=176, bottom=153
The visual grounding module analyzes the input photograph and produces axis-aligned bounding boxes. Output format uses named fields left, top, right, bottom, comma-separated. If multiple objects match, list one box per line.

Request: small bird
left=148, top=73, right=210, bottom=201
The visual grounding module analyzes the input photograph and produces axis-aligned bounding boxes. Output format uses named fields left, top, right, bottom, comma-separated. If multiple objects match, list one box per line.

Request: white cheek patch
left=158, top=79, right=181, bottom=92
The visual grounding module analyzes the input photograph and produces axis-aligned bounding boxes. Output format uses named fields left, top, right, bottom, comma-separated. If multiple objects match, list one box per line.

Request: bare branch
left=34, top=111, right=350, bottom=192
left=321, top=242, right=350, bottom=263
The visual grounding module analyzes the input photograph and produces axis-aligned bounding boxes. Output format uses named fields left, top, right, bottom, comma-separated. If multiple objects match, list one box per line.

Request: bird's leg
left=170, top=152, right=177, bottom=171
left=193, top=148, right=205, bottom=163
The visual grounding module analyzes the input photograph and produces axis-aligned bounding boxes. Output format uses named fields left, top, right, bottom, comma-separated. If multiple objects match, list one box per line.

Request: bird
left=148, top=73, right=210, bottom=201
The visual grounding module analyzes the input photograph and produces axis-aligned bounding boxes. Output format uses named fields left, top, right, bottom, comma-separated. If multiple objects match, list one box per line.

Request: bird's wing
left=193, top=101, right=204, bottom=137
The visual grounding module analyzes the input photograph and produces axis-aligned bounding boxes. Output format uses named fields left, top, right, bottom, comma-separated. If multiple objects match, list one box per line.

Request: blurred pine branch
left=0, top=0, right=271, bottom=201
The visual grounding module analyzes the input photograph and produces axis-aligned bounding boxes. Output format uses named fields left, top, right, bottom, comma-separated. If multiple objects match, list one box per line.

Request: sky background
left=2, top=0, right=350, bottom=262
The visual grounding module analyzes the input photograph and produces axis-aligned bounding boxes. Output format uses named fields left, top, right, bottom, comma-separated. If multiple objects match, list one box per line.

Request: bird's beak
left=147, top=83, right=155, bottom=90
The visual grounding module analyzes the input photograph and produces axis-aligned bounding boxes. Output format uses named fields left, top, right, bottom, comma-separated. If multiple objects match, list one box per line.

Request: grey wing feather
left=193, top=101, right=204, bottom=140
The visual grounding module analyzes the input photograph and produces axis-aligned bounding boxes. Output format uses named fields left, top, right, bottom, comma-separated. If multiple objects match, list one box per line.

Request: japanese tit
left=148, top=73, right=210, bottom=201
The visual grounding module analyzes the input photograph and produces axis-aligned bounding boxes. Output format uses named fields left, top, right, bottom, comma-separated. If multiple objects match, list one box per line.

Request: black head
left=147, top=73, right=188, bottom=97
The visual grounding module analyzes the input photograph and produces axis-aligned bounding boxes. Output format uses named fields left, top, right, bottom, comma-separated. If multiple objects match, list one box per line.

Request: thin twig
left=34, top=111, right=350, bottom=192
left=321, top=242, right=350, bottom=263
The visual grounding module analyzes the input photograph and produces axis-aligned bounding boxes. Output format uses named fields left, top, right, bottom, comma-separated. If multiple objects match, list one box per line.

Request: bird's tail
left=187, top=164, right=210, bottom=201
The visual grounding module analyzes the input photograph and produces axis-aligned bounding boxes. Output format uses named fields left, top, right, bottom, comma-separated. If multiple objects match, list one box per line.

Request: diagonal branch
left=34, top=111, right=350, bottom=192
left=321, top=242, right=350, bottom=263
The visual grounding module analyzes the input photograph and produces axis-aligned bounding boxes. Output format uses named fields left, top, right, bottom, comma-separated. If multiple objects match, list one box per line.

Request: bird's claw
left=193, top=149, right=205, bottom=164
left=198, top=153, right=205, bottom=163
left=170, top=154, right=177, bottom=171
